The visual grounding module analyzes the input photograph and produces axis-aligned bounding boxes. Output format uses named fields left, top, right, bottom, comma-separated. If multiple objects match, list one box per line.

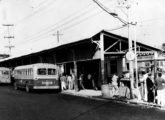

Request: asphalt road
left=0, top=85, right=165, bottom=120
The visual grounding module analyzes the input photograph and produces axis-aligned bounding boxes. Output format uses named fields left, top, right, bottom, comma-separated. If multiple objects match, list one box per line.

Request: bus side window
left=30, top=69, right=33, bottom=75
left=26, top=69, right=28, bottom=75
left=28, top=69, right=30, bottom=75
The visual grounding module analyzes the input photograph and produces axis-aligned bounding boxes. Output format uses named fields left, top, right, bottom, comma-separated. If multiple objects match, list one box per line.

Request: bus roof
left=0, top=67, right=10, bottom=71
left=14, top=63, right=57, bottom=70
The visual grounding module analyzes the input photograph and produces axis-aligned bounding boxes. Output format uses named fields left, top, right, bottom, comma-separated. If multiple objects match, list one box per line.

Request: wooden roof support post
left=119, top=40, right=122, bottom=52
left=73, top=61, right=78, bottom=92
left=100, top=33, right=106, bottom=84
left=72, top=49, right=78, bottom=92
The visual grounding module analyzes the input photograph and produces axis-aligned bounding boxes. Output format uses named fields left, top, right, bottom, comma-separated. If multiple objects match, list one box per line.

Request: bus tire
left=14, top=83, right=18, bottom=90
left=26, top=84, right=30, bottom=92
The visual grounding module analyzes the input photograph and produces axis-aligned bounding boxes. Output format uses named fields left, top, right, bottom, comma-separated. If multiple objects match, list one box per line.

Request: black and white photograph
left=0, top=0, right=165, bottom=120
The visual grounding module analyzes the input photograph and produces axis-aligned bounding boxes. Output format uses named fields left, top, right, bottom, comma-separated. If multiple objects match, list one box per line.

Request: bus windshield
left=37, top=68, right=56, bottom=75
left=37, top=68, right=46, bottom=75
left=3, top=71, right=9, bottom=75
left=0, top=71, right=9, bottom=75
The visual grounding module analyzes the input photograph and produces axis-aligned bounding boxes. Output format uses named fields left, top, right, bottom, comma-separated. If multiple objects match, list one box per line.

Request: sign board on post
left=126, top=51, right=135, bottom=61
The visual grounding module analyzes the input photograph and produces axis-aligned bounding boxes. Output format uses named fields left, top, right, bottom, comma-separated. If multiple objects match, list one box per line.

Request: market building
left=0, top=30, right=164, bottom=95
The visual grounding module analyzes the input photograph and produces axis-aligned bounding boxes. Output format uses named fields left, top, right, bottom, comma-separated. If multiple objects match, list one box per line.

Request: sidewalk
left=62, top=89, right=165, bottom=110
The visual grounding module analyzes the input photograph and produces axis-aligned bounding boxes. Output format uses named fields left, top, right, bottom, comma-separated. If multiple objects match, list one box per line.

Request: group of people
left=78, top=73, right=98, bottom=91
left=60, top=73, right=75, bottom=91
left=109, top=71, right=165, bottom=106
left=136, top=71, right=165, bottom=105
left=108, top=74, right=130, bottom=98
left=60, top=72, right=98, bottom=91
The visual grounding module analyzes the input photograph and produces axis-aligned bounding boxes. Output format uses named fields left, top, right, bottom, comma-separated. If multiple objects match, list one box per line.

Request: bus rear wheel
left=26, top=84, right=30, bottom=92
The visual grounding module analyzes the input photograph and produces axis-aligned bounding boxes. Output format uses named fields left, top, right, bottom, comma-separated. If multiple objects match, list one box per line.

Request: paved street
left=0, top=85, right=165, bottom=120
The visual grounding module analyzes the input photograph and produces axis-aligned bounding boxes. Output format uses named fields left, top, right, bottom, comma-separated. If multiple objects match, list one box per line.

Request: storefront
left=137, top=51, right=165, bottom=78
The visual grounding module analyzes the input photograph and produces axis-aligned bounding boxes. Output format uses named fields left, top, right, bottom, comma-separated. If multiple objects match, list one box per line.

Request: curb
left=61, top=91, right=108, bottom=101
left=61, top=91, right=165, bottom=110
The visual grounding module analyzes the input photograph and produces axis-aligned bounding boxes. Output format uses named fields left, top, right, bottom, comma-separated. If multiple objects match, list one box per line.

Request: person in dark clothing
left=85, top=74, right=97, bottom=90
left=146, top=73, right=154, bottom=102
left=78, top=74, right=85, bottom=90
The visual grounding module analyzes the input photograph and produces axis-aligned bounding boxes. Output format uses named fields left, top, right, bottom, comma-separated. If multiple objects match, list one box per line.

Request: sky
left=0, top=0, right=165, bottom=57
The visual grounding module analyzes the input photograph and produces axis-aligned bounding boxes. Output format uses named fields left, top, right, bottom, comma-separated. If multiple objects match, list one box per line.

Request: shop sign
left=137, top=51, right=155, bottom=60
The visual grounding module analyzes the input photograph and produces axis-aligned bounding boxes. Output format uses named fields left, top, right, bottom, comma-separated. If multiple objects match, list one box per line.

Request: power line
left=16, top=7, right=103, bottom=46
left=15, top=1, right=101, bottom=44
left=15, top=0, right=115, bottom=45
left=15, top=0, right=58, bottom=26
left=16, top=0, right=124, bottom=47
left=21, top=7, right=126, bottom=47
left=14, top=0, right=121, bottom=48
left=93, top=0, right=127, bottom=25
left=0, top=0, right=57, bottom=38
left=60, top=10, right=103, bottom=32
left=17, top=10, right=102, bottom=46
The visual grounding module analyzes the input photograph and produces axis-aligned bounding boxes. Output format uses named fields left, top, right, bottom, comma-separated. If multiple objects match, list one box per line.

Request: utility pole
left=3, top=24, right=15, bottom=56
left=127, top=3, right=134, bottom=98
left=93, top=0, right=138, bottom=98
left=52, top=30, right=63, bottom=43
left=116, top=0, right=138, bottom=98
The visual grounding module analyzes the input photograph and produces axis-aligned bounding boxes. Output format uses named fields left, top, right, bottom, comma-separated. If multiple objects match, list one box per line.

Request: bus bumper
left=33, top=86, right=60, bottom=89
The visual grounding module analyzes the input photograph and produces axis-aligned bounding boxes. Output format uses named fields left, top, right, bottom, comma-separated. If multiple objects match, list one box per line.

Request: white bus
left=13, top=63, right=60, bottom=92
left=0, top=67, right=11, bottom=84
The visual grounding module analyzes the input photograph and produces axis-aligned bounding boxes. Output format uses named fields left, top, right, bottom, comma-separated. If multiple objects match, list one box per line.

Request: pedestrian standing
left=67, top=74, right=72, bottom=90
left=146, top=73, right=154, bottom=102
left=111, top=74, right=119, bottom=95
left=139, top=71, right=148, bottom=101
left=78, top=74, right=85, bottom=90
left=155, top=72, right=165, bottom=105
left=60, top=73, right=66, bottom=91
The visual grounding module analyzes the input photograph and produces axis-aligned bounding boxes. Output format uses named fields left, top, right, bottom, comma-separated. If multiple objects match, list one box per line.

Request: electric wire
left=17, top=7, right=104, bottom=46
left=15, top=1, right=104, bottom=45
left=15, top=0, right=126, bottom=47
left=1, top=0, right=57, bottom=39
left=93, top=0, right=127, bottom=25
left=17, top=0, right=115, bottom=45
left=25, top=11, right=127, bottom=49
left=15, top=0, right=58, bottom=26
left=13, top=0, right=165, bottom=49
left=15, top=1, right=95, bottom=41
